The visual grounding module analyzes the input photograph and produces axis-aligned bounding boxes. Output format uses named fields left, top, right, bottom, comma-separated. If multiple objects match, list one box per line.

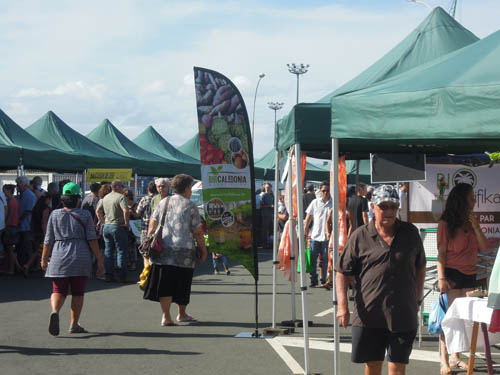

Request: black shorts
left=2, top=226, right=19, bottom=246
left=351, top=326, right=417, bottom=364
left=445, top=267, right=476, bottom=289
left=143, top=264, right=194, bottom=306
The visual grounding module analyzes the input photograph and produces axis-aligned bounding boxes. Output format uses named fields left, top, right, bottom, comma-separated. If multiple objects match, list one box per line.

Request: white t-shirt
left=0, top=191, right=6, bottom=230
left=306, top=197, right=332, bottom=242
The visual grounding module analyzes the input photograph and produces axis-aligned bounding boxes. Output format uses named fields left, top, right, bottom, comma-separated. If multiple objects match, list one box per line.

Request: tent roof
left=0, top=109, right=86, bottom=171
left=277, top=7, right=479, bottom=155
left=331, top=28, right=500, bottom=154
left=319, top=7, right=478, bottom=100
left=178, top=134, right=200, bottom=161
left=26, top=111, right=138, bottom=170
left=255, top=149, right=330, bottom=181
left=86, top=119, right=186, bottom=176
left=133, top=126, right=201, bottom=178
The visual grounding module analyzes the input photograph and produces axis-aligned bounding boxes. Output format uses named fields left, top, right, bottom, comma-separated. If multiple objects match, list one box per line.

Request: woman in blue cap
left=41, top=182, right=104, bottom=336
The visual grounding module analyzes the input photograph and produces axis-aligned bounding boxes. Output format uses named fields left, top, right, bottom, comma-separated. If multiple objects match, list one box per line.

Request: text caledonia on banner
left=193, top=67, right=258, bottom=280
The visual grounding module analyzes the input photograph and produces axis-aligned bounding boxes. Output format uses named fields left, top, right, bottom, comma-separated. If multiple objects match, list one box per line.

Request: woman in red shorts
left=437, top=183, right=488, bottom=374
left=41, top=182, right=104, bottom=336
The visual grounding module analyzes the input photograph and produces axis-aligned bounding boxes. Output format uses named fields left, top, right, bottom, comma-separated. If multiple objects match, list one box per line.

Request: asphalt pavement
left=0, top=250, right=496, bottom=375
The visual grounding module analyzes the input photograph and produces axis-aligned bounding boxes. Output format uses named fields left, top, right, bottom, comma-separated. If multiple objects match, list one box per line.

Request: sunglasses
left=320, top=189, right=330, bottom=193
left=378, top=204, right=399, bottom=211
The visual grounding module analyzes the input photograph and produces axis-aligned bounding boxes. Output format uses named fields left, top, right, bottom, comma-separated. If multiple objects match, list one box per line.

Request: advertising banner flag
left=193, top=67, right=257, bottom=280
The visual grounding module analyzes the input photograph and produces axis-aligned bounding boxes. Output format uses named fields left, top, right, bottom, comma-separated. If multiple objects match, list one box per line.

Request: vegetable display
left=195, top=71, right=248, bottom=166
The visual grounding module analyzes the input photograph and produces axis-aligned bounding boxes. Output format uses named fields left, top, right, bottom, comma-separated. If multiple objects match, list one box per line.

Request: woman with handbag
left=143, top=174, right=207, bottom=326
left=41, top=182, right=104, bottom=336
left=437, top=183, right=488, bottom=374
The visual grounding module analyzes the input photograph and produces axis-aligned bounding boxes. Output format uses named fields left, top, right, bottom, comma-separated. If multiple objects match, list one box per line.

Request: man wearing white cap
left=336, top=185, right=426, bottom=375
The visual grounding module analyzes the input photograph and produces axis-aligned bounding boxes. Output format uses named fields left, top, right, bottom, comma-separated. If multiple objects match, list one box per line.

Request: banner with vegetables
left=193, top=67, right=257, bottom=280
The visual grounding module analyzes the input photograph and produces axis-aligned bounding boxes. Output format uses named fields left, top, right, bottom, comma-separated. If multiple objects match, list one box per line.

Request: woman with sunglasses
left=437, top=183, right=487, bottom=374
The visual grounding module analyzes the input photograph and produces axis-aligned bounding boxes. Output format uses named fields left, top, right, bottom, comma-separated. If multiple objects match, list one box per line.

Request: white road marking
left=266, top=338, right=305, bottom=374
left=272, top=336, right=441, bottom=363
left=315, top=308, right=334, bottom=317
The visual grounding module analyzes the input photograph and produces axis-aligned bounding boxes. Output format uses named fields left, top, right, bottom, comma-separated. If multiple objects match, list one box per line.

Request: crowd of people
left=1, top=173, right=487, bottom=375
left=0, top=174, right=208, bottom=336
left=268, top=178, right=483, bottom=375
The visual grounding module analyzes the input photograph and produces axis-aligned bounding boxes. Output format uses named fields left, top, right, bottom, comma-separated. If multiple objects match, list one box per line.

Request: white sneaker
left=214, top=270, right=220, bottom=275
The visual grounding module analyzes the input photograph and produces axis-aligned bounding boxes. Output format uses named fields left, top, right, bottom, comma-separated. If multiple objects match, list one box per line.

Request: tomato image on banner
left=193, top=67, right=257, bottom=280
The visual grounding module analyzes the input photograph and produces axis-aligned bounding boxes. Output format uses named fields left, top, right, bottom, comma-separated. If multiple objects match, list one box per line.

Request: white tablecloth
left=442, top=297, right=500, bottom=353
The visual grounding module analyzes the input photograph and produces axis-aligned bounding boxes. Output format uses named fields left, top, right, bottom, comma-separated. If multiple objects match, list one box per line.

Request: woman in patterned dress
left=143, top=174, right=207, bottom=326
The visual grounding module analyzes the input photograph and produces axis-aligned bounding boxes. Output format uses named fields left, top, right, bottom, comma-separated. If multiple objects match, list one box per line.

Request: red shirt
left=7, top=198, right=19, bottom=227
left=437, top=220, right=481, bottom=275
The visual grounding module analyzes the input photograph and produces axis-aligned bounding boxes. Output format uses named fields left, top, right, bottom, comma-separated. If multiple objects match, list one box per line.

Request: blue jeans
left=212, top=254, right=229, bottom=270
left=103, top=224, right=129, bottom=280
left=310, top=240, right=328, bottom=284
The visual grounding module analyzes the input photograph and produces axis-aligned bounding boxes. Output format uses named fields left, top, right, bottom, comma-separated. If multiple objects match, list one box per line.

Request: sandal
left=450, top=360, right=468, bottom=371
left=48, top=312, right=60, bottom=336
left=176, top=315, right=197, bottom=323
left=69, top=325, right=88, bottom=333
left=161, top=321, right=177, bottom=326
left=440, top=363, right=452, bottom=375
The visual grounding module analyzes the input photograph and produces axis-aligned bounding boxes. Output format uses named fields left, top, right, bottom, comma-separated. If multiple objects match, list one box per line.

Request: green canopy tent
left=26, top=111, right=142, bottom=171
left=330, top=28, right=500, bottom=154
left=270, top=8, right=480, bottom=374
left=326, top=29, right=500, bottom=375
left=133, top=126, right=201, bottom=179
left=276, top=6, right=479, bottom=157
left=0, top=109, right=87, bottom=172
left=178, top=134, right=200, bottom=161
left=87, top=119, right=190, bottom=177
left=255, top=149, right=331, bottom=182
left=345, top=160, right=370, bottom=184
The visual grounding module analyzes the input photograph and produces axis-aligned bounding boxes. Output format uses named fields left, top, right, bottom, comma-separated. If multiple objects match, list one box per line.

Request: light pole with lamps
left=287, top=63, right=309, bottom=104
left=268, top=101, right=284, bottom=130
left=268, top=101, right=284, bottom=330
left=251, top=73, right=265, bottom=144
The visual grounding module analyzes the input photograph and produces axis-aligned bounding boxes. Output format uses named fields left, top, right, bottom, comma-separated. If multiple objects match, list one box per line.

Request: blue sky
left=1, top=0, right=499, bottom=158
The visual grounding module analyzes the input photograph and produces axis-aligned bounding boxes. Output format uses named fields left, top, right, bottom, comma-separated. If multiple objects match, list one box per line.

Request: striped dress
left=44, top=208, right=97, bottom=278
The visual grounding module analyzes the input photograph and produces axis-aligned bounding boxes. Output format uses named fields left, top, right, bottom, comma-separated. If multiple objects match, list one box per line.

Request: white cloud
left=15, top=81, right=107, bottom=100
left=231, top=75, right=252, bottom=89
left=141, top=81, right=169, bottom=95
left=1, top=0, right=499, bottom=158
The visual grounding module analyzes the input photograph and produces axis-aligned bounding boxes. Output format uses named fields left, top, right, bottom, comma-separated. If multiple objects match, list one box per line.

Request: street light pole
left=251, top=73, right=265, bottom=144
left=287, top=63, right=309, bottom=104
left=268, top=101, right=284, bottom=329
left=268, top=101, right=284, bottom=130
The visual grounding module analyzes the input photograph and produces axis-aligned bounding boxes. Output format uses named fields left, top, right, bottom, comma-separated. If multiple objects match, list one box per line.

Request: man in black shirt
left=260, top=183, right=274, bottom=249
left=303, top=184, right=316, bottom=215
left=347, top=183, right=368, bottom=237
left=336, top=185, right=426, bottom=375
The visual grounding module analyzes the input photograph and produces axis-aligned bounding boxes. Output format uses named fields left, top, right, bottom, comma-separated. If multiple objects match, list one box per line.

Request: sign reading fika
left=409, top=164, right=500, bottom=236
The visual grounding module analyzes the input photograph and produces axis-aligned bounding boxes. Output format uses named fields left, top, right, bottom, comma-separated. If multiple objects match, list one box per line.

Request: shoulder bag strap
left=158, top=196, right=170, bottom=230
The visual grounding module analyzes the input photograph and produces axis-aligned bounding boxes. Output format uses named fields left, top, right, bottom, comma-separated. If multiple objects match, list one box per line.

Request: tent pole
left=272, top=149, right=280, bottom=328
left=355, top=159, right=360, bottom=193
left=294, top=143, right=310, bottom=375
left=82, top=170, right=87, bottom=200
left=134, top=173, right=138, bottom=198
left=287, top=153, right=297, bottom=323
left=331, top=138, right=340, bottom=375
